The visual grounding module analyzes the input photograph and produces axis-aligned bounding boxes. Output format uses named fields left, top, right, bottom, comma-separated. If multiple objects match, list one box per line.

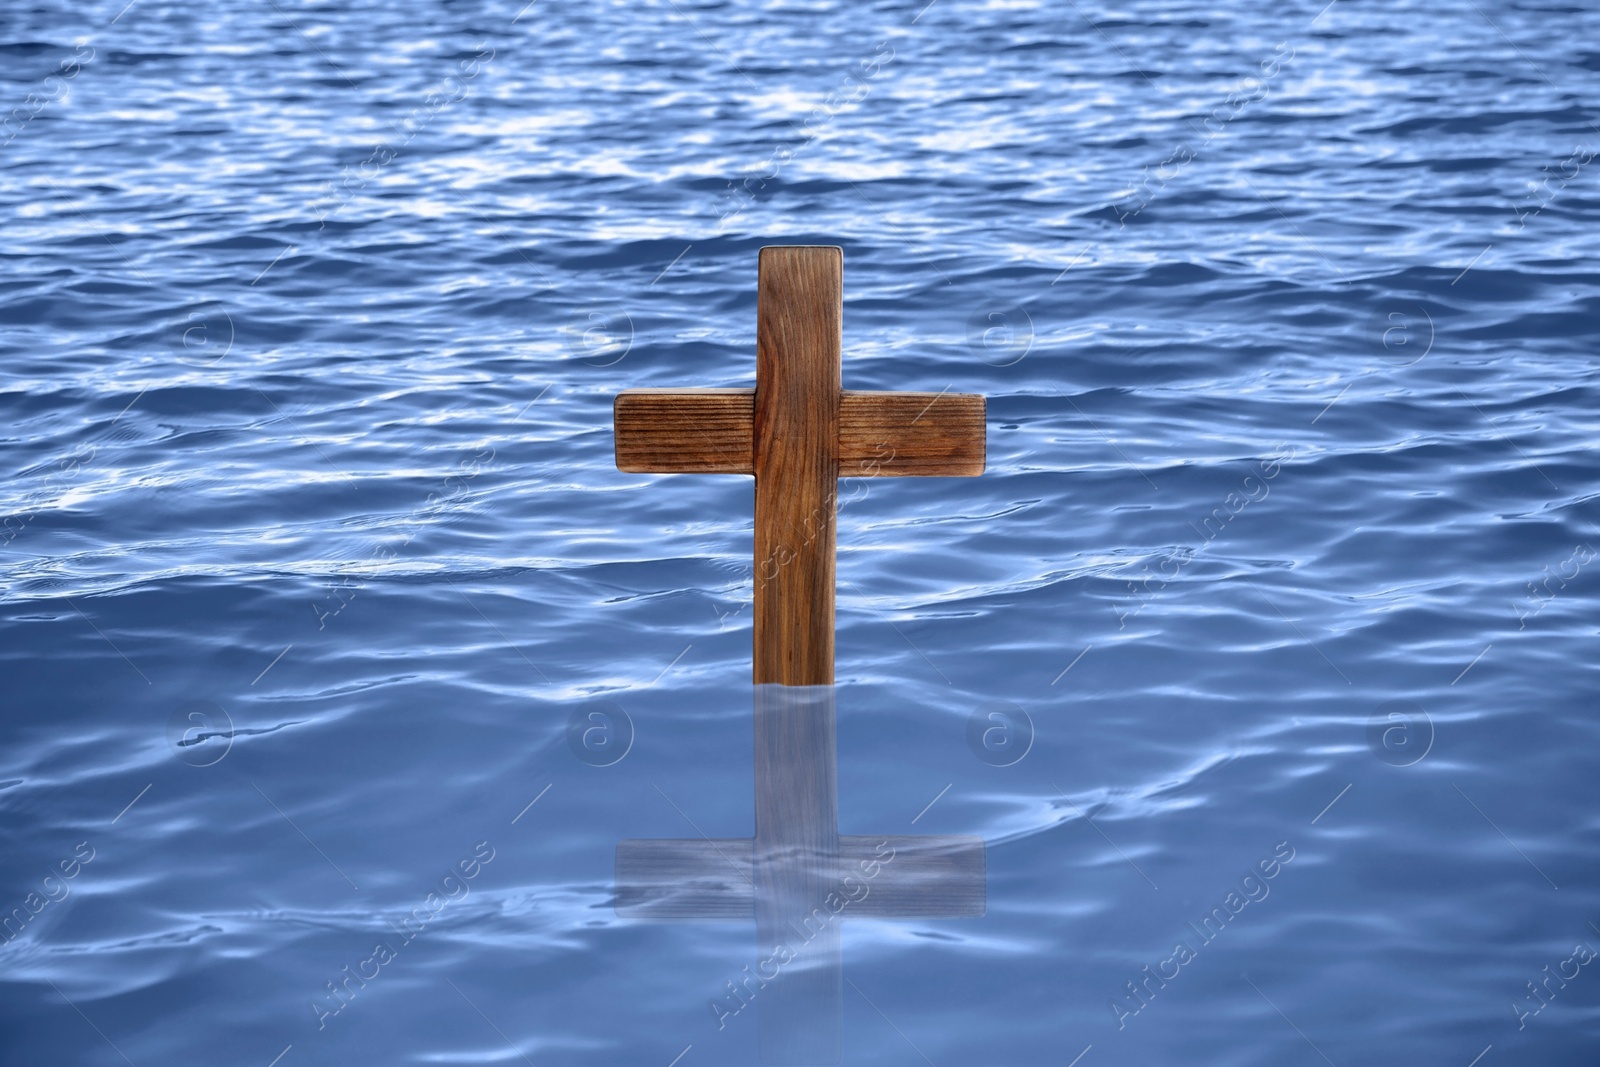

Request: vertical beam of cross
left=754, top=247, right=841, bottom=687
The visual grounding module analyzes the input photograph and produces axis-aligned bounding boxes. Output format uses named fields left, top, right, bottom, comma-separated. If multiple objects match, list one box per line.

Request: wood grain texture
left=609, top=245, right=990, bottom=685
left=613, top=389, right=754, bottom=473
left=839, top=390, right=985, bottom=476
left=614, top=388, right=984, bottom=478
left=753, top=246, right=841, bottom=687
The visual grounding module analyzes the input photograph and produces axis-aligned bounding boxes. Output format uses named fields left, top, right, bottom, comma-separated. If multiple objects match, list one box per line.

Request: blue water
left=4, top=0, right=1599, bottom=1063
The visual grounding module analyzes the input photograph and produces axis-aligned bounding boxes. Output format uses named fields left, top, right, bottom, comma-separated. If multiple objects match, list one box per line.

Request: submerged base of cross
left=616, top=686, right=984, bottom=1064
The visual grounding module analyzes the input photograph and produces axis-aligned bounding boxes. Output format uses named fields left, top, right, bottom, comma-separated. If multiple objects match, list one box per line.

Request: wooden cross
left=611, top=247, right=987, bottom=1063
left=613, top=244, right=985, bottom=686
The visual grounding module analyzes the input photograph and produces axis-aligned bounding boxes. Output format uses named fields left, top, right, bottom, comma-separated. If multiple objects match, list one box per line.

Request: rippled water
left=4, top=0, right=1599, bottom=1063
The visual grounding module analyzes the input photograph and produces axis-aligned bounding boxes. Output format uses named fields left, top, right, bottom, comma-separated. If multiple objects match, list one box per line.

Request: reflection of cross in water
left=611, top=247, right=987, bottom=1064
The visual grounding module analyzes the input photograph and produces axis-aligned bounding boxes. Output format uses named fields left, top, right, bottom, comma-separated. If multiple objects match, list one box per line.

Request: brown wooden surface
left=613, top=389, right=753, bottom=473
left=753, top=246, right=841, bottom=687
left=609, top=244, right=988, bottom=685
left=839, top=390, right=985, bottom=476
left=615, top=387, right=984, bottom=478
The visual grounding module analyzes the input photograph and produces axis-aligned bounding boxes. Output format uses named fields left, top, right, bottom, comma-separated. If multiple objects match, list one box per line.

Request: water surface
left=3, top=0, right=1599, bottom=1064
